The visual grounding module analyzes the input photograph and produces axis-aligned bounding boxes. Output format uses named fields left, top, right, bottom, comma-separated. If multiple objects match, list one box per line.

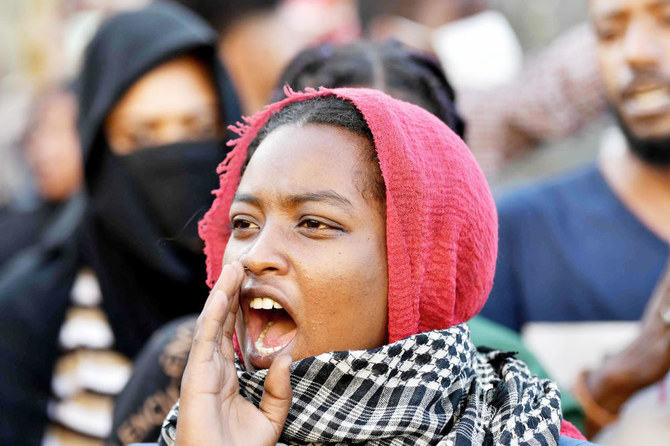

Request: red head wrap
left=198, top=87, right=497, bottom=342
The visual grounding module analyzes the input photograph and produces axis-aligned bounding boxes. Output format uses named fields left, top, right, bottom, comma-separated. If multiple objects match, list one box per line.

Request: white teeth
left=636, top=89, right=669, bottom=103
left=254, top=321, right=283, bottom=355
left=249, top=297, right=283, bottom=310
left=628, top=88, right=670, bottom=113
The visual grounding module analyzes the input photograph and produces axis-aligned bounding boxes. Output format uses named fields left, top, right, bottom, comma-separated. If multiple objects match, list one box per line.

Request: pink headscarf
left=199, top=87, right=497, bottom=342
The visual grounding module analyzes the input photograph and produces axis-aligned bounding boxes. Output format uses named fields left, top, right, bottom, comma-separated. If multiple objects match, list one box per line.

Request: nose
left=623, top=17, right=661, bottom=70
left=238, top=223, right=290, bottom=277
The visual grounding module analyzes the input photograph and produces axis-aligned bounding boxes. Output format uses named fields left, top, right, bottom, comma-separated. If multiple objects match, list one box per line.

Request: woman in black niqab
left=77, top=0, right=240, bottom=357
left=0, top=3, right=240, bottom=444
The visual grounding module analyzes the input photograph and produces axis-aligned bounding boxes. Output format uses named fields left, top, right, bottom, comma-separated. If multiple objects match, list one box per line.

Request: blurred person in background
left=0, top=87, right=83, bottom=271
left=357, top=0, right=607, bottom=179
left=0, top=0, right=149, bottom=226
left=481, top=0, right=670, bottom=442
left=106, top=40, right=583, bottom=445
left=269, top=40, right=464, bottom=133
left=23, top=89, right=82, bottom=204
left=171, top=0, right=359, bottom=115
left=0, top=2, right=241, bottom=444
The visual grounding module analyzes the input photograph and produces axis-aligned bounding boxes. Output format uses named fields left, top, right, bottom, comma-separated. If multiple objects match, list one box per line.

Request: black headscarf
left=77, top=0, right=240, bottom=356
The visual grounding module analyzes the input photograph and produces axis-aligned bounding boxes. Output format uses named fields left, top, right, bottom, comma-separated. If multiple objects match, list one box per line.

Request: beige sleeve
left=460, top=23, right=605, bottom=177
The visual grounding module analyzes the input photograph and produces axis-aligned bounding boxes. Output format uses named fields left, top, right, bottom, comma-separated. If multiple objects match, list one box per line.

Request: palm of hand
left=175, top=263, right=292, bottom=446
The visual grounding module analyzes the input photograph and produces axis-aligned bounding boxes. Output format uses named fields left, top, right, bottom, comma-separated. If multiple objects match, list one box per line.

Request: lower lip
left=245, top=333, right=296, bottom=370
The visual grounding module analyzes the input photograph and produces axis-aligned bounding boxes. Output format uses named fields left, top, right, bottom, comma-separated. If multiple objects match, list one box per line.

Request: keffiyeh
left=160, top=325, right=562, bottom=446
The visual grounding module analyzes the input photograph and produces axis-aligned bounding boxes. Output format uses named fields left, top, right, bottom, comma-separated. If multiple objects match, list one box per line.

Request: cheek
left=598, top=50, right=623, bottom=97
left=299, top=233, right=388, bottom=346
left=351, top=242, right=388, bottom=324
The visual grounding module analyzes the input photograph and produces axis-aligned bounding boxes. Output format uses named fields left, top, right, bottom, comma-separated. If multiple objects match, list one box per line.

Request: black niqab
left=77, top=1, right=240, bottom=356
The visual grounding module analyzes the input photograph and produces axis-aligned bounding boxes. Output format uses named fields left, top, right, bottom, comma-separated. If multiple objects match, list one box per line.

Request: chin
left=613, top=106, right=670, bottom=166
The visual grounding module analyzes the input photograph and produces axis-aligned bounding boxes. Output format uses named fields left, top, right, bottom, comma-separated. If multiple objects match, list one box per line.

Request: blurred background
left=0, top=1, right=622, bottom=445
left=0, top=0, right=605, bottom=210
left=487, top=0, right=610, bottom=186
left=0, top=0, right=148, bottom=208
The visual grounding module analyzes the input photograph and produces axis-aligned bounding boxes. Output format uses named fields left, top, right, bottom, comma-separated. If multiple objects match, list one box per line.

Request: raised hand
left=625, top=257, right=670, bottom=389
left=582, top=256, right=670, bottom=435
left=175, top=262, right=293, bottom=446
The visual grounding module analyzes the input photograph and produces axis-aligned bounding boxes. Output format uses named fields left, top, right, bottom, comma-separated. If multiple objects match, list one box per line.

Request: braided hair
left=271, top=40, right=466, bottom=138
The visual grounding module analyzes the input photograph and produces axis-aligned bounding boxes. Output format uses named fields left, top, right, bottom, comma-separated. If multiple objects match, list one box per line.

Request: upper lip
left=240, top=283, right=294, bottom=318
left=621, top=75, right=670, bottom=99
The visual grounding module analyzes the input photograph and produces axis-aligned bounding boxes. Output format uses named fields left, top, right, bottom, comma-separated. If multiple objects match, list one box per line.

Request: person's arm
left=174, top=262, right=292, bottom=446
left=461, top=23, right=606, bottom=177
left=573, top=258, right=670, bottom=437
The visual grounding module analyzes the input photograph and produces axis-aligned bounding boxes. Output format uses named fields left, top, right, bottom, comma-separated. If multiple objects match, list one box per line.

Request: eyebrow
left=590, top=0, right=625, bottom=19
left=593, top=0, right=670, bottom=20
left=650, top=0, right=670, bottom=11
left=287, top=191, right=354, bottom=210
left=120, top=105, right=218, bottom=127
left=233, top=193, right=261, bottom=206
left=233, top=190, right=354, bottom=212
left=591, top=4, right=626, bottom=21
left=593, top=9, right=626, bottom=21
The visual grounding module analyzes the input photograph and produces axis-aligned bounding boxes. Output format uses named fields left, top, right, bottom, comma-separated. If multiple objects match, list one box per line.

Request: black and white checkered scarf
left=159, top=325, right=562, bottom=445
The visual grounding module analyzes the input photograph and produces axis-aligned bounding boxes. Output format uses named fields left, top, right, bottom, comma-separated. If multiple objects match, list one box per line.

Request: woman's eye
left=298, top=219, right=339, bottom=231
left=128, top=131, right=156, bottom=150
left=303, top=219, right=326, bottom=229
left=232, top=218, right=258, bottom=230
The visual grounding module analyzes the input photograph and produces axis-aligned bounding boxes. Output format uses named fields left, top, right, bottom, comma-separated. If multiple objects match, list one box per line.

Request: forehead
left=590, top=0, right=670, bottom=17
left=111, top=55, right=218, bottom=121
left=239, top=123, right=371, bottom=197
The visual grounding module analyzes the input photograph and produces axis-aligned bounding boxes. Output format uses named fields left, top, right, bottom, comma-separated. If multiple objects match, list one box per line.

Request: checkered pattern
left=160, top=325, right=562, bottom=445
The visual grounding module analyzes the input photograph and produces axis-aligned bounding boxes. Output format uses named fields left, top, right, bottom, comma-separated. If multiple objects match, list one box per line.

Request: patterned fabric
left=159, top=325, right=562, bottom=445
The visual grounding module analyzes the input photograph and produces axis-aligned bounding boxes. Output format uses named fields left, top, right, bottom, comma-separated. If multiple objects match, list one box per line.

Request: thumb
left=260, top=354, right=292, bottom=438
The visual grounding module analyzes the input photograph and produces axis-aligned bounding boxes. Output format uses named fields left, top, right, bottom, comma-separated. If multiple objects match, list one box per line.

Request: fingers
left=657, top=262, right=670, bottom=311
left=643, top=262, right=670, bottom=324
left=191, top=262, right=245, bottom=363
left=655, top=261, right=670, bottom=297
left=259, top=354, right=293, bottom=439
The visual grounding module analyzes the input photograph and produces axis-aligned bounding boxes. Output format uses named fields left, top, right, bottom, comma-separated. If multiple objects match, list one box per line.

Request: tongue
left=263, top=317, right=296, bottom=348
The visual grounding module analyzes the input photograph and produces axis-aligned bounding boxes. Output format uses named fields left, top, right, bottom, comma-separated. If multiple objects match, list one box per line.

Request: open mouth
left=623, top=85, right=670, bottom=117
left=245, top=297, right=297, bottom=357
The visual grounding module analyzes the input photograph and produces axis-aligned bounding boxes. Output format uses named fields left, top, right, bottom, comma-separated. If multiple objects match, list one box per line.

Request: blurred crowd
left=0, top=0, right=669, bottom=445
